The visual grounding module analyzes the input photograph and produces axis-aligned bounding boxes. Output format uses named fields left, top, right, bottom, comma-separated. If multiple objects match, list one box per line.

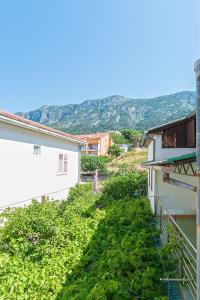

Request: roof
left=146, top=111, right=195, bottom=135
left=142, top=152, right=196, bottom=167
left=74, top=132, right=109, bottom=141
left=0, top=110, right=85, bottom=145
left=141, top=110, right=196, bottom=147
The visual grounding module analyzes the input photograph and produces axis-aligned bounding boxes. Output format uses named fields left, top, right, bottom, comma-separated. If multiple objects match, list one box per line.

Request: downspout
left=195, top=58, right=200, bottom=300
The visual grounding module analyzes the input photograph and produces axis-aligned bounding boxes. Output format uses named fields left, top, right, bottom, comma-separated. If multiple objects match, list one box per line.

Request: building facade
left=142, top=112, right=197, bottom=299
left=0, top=110, right=84, bottom=209
left=75, top=132, right=112, bottom=156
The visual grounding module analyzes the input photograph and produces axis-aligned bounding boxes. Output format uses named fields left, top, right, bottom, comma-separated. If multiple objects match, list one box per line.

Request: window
left=33, top=145, right=41, bottom=156
left=58, top=153, right=68, bottom=174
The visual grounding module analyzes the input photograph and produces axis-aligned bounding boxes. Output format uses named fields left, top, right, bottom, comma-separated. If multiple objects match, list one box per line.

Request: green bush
left=81, top=155, right=111, bottom=173
left=107, top=144, right=122, bottom=157
left=60, top=197, right=166, bottom=299
left=0, top=173, right=169, bottom=300
left=103, top=170, right=147, bottom=199
left=0, top=184, right=102, bottom=300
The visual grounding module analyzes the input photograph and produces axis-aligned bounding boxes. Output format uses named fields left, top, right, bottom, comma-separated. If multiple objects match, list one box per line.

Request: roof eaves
left=0, top=114, right=85, bottom=145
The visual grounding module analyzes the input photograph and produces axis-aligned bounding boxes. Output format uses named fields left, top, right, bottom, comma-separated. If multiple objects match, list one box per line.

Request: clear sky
left=0, top=0, right=200, bottom=112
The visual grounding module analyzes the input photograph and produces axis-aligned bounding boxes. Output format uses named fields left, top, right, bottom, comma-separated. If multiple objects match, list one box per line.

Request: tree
left=107, top=145, right=122, bottom=157
left=121, top=129, right=143, bottom=147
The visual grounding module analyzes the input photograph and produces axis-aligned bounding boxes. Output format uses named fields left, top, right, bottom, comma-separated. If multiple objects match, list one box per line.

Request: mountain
left=16, top=91, right=196, bottom=134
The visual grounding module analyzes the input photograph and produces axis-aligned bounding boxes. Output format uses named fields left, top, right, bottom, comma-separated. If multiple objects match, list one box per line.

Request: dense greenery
left=103, top=171, right=147, bottom=199
left=17, top=91, right=195, bottom=133
left=110, top=132, right=128, bottom=144
left=0, top=172, right=171, bottom=299
left=110, top=130, right=143, bottom=149
left=107, top=144, right=122, bottom=158
left=60, top=197, right=166, bottom=299
left=81, top=155, right=111, bottom=173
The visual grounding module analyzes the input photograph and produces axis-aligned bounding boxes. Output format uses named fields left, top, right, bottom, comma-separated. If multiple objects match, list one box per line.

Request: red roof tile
left=74, top=132, right=109, bottom=141
left=0, top=110, right=84, bottom=144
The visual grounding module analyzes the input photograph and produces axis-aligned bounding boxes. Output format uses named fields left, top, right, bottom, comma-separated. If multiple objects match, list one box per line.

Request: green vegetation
left=110, top=129, right=143, bottom=149
left=17, top=91, right=195, bottom=133
left=107, top=144, right=122, bottom=158
left=0, top=171, right=173, bottom=299
left=110, top=132, right=128, bottom=144
left=107, top=148, right=147, bottom=173
left=103, top=171, right=147, bottom=199
left=81, top=155, right=111, bottom=173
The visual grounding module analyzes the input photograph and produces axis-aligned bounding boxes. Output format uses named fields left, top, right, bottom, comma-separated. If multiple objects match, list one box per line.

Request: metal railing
left=154, top=196, right=197, bottom=299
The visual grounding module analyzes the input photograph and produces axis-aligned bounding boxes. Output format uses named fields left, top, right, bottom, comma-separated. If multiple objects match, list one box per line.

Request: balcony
left=154, top=196, right=197, bottom=299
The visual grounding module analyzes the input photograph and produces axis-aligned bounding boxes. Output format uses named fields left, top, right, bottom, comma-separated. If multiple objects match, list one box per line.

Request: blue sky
left=0, top=0, right=200, bottom=112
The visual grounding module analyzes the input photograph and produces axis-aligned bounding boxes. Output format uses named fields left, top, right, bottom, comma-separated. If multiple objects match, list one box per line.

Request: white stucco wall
left=155, top=135, right=195, bottom=161
left=0, top=122, right=81, bottom=208
left=147, top=169, right=156, bottom=212
left=154, top=170, right=196, bottom=215
left=147, top=140, right=154, bottom=161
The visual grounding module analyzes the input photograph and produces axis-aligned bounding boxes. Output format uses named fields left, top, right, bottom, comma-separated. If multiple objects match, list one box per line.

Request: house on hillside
left=118, top=144, right=128, bottom=153
left=75, top=132, right=113, bottom=156
left=0, top=110, right=85, bottom=209
left=142, top=111, right=197, bottom=298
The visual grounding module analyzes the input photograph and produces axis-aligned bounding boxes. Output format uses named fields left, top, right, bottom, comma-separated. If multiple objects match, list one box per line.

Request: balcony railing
left=154, top=196, right=197, bottom=299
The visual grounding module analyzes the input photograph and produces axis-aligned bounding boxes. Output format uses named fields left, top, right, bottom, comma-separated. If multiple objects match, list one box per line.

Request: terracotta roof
left=74, top=132, right=109, bottom=141
left=0, top=110, right=85, bottom=144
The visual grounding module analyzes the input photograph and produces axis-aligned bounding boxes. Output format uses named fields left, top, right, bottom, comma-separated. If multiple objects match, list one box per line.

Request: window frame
left=58, top=153, right=68, bottom=175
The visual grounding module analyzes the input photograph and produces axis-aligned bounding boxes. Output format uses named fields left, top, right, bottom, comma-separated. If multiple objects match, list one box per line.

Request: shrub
left=0, top=174, right=169, bottom=300
left=107, top=144, right=122, bottom=157
left=0, top=184, right=102, bottom=299
left=103, top=170, right=147, bottom=199
left=60, top=197, right=166, bottom=299
left=81, top=155, right=111, bottom=173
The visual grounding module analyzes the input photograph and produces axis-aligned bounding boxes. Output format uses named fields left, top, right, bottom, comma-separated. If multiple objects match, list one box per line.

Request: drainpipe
left=195, top=58, right=200, bottom=300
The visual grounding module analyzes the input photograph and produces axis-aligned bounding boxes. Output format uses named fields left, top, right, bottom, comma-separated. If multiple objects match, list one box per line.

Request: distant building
left=0, top=110, right=84, bottom=209
left=75, top=132, right=113, bottom=156
left=118, top=144, right=128, bottom=153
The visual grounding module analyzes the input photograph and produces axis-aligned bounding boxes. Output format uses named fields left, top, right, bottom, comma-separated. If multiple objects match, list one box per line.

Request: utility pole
left=195, top=58, right=200, bottom=300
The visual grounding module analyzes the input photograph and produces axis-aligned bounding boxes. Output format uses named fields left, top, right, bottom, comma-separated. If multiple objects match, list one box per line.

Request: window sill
left=57, top=172, right=68, bottom=176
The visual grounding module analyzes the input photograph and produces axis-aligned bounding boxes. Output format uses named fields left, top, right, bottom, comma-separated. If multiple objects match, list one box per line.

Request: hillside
left=107, top=148, right=148, bottom=173
left=16, top=91, right=196, bottom=134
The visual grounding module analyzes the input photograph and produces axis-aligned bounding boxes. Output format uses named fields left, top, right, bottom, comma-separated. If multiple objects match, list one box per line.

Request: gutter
left=0, top=115, right=86, bottom=145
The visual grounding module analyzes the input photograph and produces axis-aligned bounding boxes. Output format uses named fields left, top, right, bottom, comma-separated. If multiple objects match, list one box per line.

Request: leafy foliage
left=81, top=155, right=111, bottom=173
left=107, top=144, right=122, bottom=157
left=103, top=171, right=147, bottom=199
left=121, top=129, right=143, bottom=147
left=60, top=197, right=166, bottom=299
left=0, top=185, right=101, bottom=299
left=0, top=173, right=169, bottom=299
left=110, top=132, right=128, bottom=144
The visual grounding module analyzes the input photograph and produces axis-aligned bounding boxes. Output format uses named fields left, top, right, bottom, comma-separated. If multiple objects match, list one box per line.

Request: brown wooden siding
left=162, top=118, right=196, bottom=148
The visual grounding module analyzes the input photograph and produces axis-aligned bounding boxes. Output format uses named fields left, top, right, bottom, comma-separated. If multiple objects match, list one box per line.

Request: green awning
left=165, top=152, right=196, bottom=164
left=142, top=152, right=196, bottom=167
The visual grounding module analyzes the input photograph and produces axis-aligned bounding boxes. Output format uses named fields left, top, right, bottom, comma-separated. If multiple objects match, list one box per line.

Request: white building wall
left=155, top=135, right=195, bottom=161
left=147, top=140, right=154, bottom=161
left=147, top=169, right=156, bottom=212
left=155, top=170, right=196, bottom=215
left=0, top=122, right=80, bottom=208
